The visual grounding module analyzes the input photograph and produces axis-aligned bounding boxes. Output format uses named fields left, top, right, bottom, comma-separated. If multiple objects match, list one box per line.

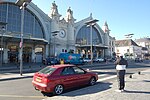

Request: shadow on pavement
left=42, top=82, right=112, bottom=97
left=124, top=90, right=150, bottom=94
left=143, top=80, right=150, bottom=82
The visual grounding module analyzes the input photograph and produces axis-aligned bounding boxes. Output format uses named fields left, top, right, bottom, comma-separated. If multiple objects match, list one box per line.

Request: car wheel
left=54, top=84, right=64, bottom=95
left=89, top=77, right=96, bottom=86
left=34, top=87, right=39, bottom=91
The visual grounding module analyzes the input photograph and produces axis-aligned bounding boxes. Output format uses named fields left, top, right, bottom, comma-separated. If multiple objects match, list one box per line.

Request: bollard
left=129, top=75, right=132, bottom=78
left=138, top=71, right=141, bottom=75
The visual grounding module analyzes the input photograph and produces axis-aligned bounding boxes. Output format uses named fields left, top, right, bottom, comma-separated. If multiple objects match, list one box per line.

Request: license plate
left=36, top=77, right=41, bottom=82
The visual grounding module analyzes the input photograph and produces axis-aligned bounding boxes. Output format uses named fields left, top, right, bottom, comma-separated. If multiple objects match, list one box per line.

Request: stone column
left=31, top=46, right=35, bottom=63
left=86, top=48, right=88, bottom=58
left=96, top=51, right=99, bottom=58
left=3, top=48, right=8, bottom=63
left=103, top=50, right=105, bottom=58
left=45, top=44, right=49, bottom=58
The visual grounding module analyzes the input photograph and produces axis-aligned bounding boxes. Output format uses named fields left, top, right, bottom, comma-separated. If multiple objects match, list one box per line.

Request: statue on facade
left=103, top=21, right=110, bottom=33
left=51, top=1, right=58, bottom=16
left=66, top=7, right=73, bottom=20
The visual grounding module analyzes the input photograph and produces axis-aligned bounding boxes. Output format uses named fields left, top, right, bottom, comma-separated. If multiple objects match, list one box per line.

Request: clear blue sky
left=32, top=0, right=150, bottom=40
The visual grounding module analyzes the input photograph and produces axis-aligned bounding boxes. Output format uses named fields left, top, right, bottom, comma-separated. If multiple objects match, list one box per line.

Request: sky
left=32, top=0, right=150, bottom=40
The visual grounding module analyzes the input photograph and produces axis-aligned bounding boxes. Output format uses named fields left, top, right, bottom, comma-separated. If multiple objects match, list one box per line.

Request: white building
left=115, top=39, right=142, bottom=59
left=135, top=38, right=150, bottom=59
left=0, top=0, right=115, bottom=64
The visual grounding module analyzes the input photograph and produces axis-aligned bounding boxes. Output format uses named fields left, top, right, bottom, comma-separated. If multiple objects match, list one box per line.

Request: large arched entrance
left=0, top=2, right=47, bottom=64
left=35, top=46, right=44, bottom=63
left=8, top=45, right=19, bottom=63
left=75, top=25, right=106, bottom=58
left=23, top=47, right=32, bottom=63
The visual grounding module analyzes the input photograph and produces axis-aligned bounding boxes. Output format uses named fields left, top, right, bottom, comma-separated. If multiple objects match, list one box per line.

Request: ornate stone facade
left=0, top=1, right=115, bottom=64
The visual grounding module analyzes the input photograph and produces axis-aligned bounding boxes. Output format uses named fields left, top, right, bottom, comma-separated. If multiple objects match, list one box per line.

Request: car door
left=72, top=66, right=91, bottom=85
left=60, top=67, right=78, bottom=89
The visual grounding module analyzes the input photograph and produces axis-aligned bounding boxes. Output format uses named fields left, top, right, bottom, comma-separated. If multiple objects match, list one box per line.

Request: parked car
left=83, top=58, right=92, bottom=63
left=107, top=58, right=116, bottom=62
left=43, top=57, right=59, bottom=65
left=93, top=58, right=105, bottom=63
left=135, top=58, right=143, bottom=63
left=32, top=64, right=98, bottom=95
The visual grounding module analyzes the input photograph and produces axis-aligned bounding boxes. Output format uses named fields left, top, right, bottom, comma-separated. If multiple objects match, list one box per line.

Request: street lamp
left=15, top=0, right=32, bottom=76
left=52, top=31, right=59, bottom=57
left=125, top=33, right=134, bottom=39
left=85, top=19, right=99, bottom=64
left=0, top=22, right=7, bottom=66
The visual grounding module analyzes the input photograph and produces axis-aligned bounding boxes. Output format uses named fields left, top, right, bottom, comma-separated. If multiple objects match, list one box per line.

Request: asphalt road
left=0, top=63, right=149, bottom=100
left=0, top=78, right=44, bottom=100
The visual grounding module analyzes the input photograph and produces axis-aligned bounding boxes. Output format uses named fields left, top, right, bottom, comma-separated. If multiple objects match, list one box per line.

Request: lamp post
left=85, top=19, right=99, bottom=64
left=0, top=22, right=7, bottom=66
left=124, top=33, right=134, bottom=39
left=15, top=0, right=32, bottom=76
left=52, top=31, right=59, bottom=57
left=124, top=33, right=134, bottom=59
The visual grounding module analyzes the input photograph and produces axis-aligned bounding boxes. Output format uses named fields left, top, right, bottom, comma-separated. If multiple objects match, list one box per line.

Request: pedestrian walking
left=114, top=55, right=128, bottom=92
left=60, top=59, right=64, bottom=64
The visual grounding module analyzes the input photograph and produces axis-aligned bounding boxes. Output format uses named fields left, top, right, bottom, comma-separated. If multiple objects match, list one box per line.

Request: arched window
left=0, top=3, right=45, bottom=39
left=76, top=25, right=102, bottom=45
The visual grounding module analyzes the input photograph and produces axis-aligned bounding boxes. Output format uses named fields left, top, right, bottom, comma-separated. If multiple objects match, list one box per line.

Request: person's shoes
left=115, top=90, right=122, bottom=92
left=121, top=89, right=125, bottom=92
left=121, top=89, right=124, bottom=92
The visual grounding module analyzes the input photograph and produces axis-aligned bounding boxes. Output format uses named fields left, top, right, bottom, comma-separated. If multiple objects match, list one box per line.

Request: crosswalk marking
left=98, top=75, right=117, bottom=81
left=98, top=74, right=107, bottom=77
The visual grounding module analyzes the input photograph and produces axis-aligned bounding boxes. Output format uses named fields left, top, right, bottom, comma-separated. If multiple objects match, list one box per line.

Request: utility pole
left=0, top=22, right=7, bottom=67
left=15, top=0, right=32, bottom=76
left=85, top=19, right=99, bottom=64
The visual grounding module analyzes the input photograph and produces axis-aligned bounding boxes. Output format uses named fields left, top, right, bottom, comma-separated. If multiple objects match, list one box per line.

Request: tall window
left=76, top=25, right=102, bottom=45
left=0, top=3, right=45, bottom=39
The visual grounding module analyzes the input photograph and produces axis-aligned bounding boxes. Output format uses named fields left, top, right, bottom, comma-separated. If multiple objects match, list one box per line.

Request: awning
left=1, top=35, right=48, bottom=44
left=75, top=44, right=108, bottom=49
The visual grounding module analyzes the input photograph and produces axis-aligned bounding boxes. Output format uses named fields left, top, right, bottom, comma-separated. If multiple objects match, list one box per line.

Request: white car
left=93, top=58, right=105, bottom=62
left=83, top=58, right=91, bottom=63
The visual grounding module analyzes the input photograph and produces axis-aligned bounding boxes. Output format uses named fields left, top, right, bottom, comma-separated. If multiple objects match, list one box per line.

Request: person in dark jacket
left=114, top=55, right=128, bottom=92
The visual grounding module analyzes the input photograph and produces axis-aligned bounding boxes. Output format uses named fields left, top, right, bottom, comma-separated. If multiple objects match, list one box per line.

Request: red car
left=32, top=64, right=98, bottom=95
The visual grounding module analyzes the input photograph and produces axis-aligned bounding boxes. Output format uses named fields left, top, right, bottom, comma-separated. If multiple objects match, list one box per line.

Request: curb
left=0, top=73, right=35, bottom=81
left=0, top=75, right=33, bottom=82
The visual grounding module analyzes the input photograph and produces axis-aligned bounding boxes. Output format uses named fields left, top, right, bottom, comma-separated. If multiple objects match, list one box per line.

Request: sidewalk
left=96, top=69, right=150, bottom=100
left=0, top=63, right=45, bottom=81
left=46, top=69, right=150, bottom=100
left=0, top=62, right=44, bottom=71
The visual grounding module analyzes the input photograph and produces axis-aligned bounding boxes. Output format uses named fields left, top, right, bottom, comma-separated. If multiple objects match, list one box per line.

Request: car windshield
left=38, top=67, right=56, bottom=74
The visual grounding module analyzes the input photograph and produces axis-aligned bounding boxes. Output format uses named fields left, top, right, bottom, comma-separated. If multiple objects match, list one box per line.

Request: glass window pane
left=0, top=3, right=44, bottom=39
